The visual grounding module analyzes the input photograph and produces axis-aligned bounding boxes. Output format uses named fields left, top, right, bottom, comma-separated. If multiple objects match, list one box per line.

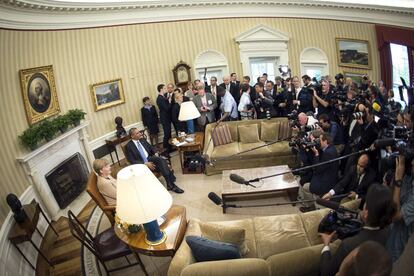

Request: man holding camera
left=318, top=113, right=345, bottom=153
left=387, top=155, right=414, bottom=262
left=320, top=184, right=395, bottom=276
left=313, top=79, right=333, bottom=118
left=254, top=82, right=275, bottom=119
left=299, top=133, right=339, bottom=212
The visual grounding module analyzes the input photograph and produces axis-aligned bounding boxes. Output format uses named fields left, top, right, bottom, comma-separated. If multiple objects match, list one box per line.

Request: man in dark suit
left=156, top=84, right=172, bottom=155
left=218, top=76, right=231, bottom=121
left=299, top=133, right=338, bottom=212
left=292, top=76, right=313, bottom=114
left=320, top=184, right=395, bottom=276
left=322, top=154, right=375, bottom=206
left=205, top=76, right=223, bottom=122
left=125, top=128, right=184, bottom=193
left=230, top=73, right=241, bottom=105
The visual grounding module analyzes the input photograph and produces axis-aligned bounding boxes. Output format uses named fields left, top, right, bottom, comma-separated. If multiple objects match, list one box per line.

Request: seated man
left=322, top=154, right=376, bottom=207
left=299, top=133, right=338, bottom=212
left=93, top=158, right=117, bottom=205
left=125, top=128, right=184, bottom=194
left=320, top=184, right=395, bottom=276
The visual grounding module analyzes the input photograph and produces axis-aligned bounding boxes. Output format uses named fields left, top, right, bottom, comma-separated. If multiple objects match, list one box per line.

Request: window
left=196, top=67, right=225, bottom=85
left=249, top=57, right=277, bottom=85
left=391, top=43, right=409, bottom=102
left=194, top=49, right=228, bottom=85
left=300, top=48, right=329, bottom=81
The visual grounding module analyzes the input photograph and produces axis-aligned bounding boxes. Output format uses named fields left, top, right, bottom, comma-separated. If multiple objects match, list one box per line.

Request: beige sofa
left=168, top=200, right=360, bottom=276
left=203, top=118, right=297, bottom=175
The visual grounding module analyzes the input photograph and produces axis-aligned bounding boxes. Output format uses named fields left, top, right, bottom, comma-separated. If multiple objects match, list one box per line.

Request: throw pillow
left=186, top=236, right=241, bottom=262
left=212, top=124, right=233, bottom=147
left=199, top=221, right=249, bottom=256
left=260, top=121, right=280, bottom=142
left=238, top=124, right=260, bottom=143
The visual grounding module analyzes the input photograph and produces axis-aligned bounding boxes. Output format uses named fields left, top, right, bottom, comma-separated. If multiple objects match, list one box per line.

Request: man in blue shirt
left=217, top=88, right=238, bottom=121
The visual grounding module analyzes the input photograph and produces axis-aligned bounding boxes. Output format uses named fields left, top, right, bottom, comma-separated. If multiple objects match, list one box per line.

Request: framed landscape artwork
left=336, top=38, right=371, bottom=69
left=19, top=65, right=60, bottom=125
left=90, top=78, right=125, bottom=111
left=343, top=71, right=366, bottom=87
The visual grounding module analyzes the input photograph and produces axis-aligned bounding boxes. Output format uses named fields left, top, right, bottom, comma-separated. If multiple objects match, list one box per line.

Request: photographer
left=318, top=113, right=345, bottom=153
left=299, top=133, right=339, bottom=212
left=322, top=154, right=376, bottom=206
left=320, top=184, right=395, bottom=276
left=238, top=83, right=255, bottom=120
left=254, top=82, right=275, bottom=119
left=313, top=79, right=333, bottom=118
left=387, top=155, right=414, bottom=262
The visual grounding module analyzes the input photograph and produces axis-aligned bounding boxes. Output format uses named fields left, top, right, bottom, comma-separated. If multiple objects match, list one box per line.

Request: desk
left=8, top=202, right=58, bottom=270
left=105, top=135, right=130, bottom=165
left=114, top=205, right=187, bottom=257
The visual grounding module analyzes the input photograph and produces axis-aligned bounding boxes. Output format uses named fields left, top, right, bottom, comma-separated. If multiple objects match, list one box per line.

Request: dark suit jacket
left=125, top=139, right=155, bottom=165
left=297, top=87, right=314, bottom=114
left=230, top=81, right=241, bottom=104
left=141, top=106, right=159, bottom=134
left=310, top=145, right=339, bottom=195
left=332, top=165, right=376, bottom=199
left=171, top=103, right=187, bottom=132
left=320, top=228, right=389, bottom=276
left=156, top=94, right=171, bottom=124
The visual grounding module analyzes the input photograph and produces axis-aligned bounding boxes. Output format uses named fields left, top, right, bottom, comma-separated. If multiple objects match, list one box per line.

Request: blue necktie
left=135, top=141, right=148, bottom=163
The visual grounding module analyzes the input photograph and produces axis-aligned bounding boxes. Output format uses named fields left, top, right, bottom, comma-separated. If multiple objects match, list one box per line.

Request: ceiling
left=0, top=0, right=413, bottom=30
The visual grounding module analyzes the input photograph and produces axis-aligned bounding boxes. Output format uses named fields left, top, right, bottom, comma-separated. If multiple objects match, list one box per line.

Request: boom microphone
left=208, top=192, right=223, bottom=205
left=316, top=198, right=359, bottom=215
left=229, top=174, right=256, bottom=188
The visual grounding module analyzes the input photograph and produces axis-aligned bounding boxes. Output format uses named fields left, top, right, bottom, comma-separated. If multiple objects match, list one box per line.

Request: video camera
left=318, top=210, right=362, bottom=240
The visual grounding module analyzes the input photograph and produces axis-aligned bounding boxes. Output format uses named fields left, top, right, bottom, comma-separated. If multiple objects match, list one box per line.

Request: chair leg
left=125, top=255, right=131, bottom=264
left=134, top=252, right=149, bottom=276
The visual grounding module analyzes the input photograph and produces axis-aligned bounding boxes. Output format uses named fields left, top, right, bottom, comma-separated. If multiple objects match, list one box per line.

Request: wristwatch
left=395, top=180, right=403, bottom=188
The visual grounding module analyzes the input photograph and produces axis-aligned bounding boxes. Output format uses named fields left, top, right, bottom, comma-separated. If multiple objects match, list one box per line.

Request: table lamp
left=179, top=101, right=200, bottom=134
left=116, top=164, right=173, bottom=245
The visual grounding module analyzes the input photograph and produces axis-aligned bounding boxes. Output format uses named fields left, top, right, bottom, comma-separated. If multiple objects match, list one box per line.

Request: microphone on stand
left=229, top=174, right=257, bottom=188
left=208, top=192, right=238, bottom=208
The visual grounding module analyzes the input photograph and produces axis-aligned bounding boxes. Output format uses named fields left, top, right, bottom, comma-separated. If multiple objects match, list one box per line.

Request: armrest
left=203, top=124, right=214, bottom=158
left=102, top=205, right=116, bottom=211
left=181, top=258, right=270, bottom=276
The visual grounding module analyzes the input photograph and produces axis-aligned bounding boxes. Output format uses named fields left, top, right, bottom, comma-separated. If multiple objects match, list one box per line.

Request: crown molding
left=0, top=0, right=413, bottom=30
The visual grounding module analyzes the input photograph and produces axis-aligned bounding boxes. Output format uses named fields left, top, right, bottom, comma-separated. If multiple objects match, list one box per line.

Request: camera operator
left=318, top=113, right=345, bottom=153
left=313, top=79, right=334, bottom=119
left=320, top=184, right=395, bottom=276
left=322, top=154, right=376, bottom=207
left=387, top=154, right=414, bottom=262
left=334, top=73, right=345, bottom=92
left=238, top=83, right=255, bottom=120
left=299, top=133, right=339, bottom=212
left=271, top=80, right=287, bottom=117
left=254, top=82, right=275, bottom=119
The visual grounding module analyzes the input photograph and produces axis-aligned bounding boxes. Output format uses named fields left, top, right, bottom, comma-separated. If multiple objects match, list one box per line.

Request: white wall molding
left=0, top=0, right=413, bottom=30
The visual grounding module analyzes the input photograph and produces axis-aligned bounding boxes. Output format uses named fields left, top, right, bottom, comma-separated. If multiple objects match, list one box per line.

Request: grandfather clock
left=172, top=61, right=191, bottom=91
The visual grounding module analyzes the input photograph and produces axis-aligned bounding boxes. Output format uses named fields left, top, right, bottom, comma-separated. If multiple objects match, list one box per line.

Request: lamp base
left=143, top=220, right=167, bottom=246
left=144, top=230, right=167, bottom=246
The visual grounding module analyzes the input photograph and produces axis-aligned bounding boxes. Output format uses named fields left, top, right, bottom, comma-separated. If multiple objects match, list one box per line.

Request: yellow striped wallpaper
left=0, top=17, right=379, bottom=224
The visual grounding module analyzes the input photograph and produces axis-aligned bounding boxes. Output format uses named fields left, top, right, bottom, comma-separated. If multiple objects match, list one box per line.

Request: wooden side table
left=8, top=202, right=58, bottom=271
left=105, top=135, right=130, bottom=165
left=169, top=132, right=204, bottom=174
left=114, top=205, right=187, bottom=257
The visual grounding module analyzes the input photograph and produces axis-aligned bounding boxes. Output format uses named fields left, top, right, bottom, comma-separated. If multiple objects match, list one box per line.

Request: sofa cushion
left=186, top=236, right=241, bottom=262
left=267, top=141, right=293, bottom=156
left=212, top=124, right=233, bottom=146
left=199, top=221, right=249, bottom=256
left=260, top=121, right=280, bottom=142
left=238, top=124, right=260, bottom=143
left=278, top=120, right=291, bottom=140
left=239, top=142, right=271, bottom=158
left=254, top=214, right=311, bottom=259
left=211, top=142, right=239, bottom=159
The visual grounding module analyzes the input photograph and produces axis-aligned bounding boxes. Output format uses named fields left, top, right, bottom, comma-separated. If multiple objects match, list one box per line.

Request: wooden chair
left=86, top=172, right=116, bottom=226
left=67, top=210, right=148, bottom=275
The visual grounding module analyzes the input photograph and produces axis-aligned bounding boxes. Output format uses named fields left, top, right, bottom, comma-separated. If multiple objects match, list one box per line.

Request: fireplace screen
left=45, top=152, right=89, bottom=209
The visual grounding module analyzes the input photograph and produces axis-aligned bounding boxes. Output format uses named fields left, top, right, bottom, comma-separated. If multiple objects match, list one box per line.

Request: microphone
left=229, top=174, right=257, bottom=188
left=373, top=138, right=396, bottom=149
left=208, top=192, right=222, bottom=205
left=316, top=198, right=359, bottom=215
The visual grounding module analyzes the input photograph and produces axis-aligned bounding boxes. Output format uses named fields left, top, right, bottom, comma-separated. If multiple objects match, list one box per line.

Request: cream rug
left=83, top=154, right=300, bottom=276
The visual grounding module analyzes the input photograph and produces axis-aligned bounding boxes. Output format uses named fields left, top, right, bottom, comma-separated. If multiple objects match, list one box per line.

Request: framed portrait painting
left=336, top=38, right=371, bottom=69
left=343, top=71, right=366, bottom=87
left=90, top=78, right=125, bottom=111
left=19, top=65, right=60, bottom=125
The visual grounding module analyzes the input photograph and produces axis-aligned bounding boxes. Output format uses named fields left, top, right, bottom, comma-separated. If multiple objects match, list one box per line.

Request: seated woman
left=93, top=159, right=117, bottom=206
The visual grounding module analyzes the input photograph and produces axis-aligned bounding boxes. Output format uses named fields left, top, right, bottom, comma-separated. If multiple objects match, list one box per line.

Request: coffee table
left=221, top=165, right=299, bottom=213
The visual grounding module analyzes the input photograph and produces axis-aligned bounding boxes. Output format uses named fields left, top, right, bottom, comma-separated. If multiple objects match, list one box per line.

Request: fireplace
left=45, top=152, right=89, bottom=209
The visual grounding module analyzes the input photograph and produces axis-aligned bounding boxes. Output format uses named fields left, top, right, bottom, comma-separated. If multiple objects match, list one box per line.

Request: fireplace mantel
left=17, top=121, right=94, bottom=220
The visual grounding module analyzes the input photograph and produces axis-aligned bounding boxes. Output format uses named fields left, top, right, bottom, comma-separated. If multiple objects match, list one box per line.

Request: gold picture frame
left=336, top=38, right=371, bottom=69
left=90, top=78, right=125, bottom=111
left=19, top=65, right=60, bottom=125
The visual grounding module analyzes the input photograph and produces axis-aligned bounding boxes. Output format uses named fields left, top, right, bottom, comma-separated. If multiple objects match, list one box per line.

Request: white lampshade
left=178, top=101, right=201, bottom=121
left=116, top=164, right=173, bottom=224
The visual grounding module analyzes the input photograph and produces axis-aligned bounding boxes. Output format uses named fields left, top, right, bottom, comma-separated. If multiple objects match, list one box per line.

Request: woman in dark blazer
left=141, top=97, right=159, bottom=146
left=171, top=92, right=187, bottom=134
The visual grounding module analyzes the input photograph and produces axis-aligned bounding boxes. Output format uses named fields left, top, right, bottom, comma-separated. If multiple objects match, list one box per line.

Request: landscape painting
left=336, top=38, right=371, bottom=69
